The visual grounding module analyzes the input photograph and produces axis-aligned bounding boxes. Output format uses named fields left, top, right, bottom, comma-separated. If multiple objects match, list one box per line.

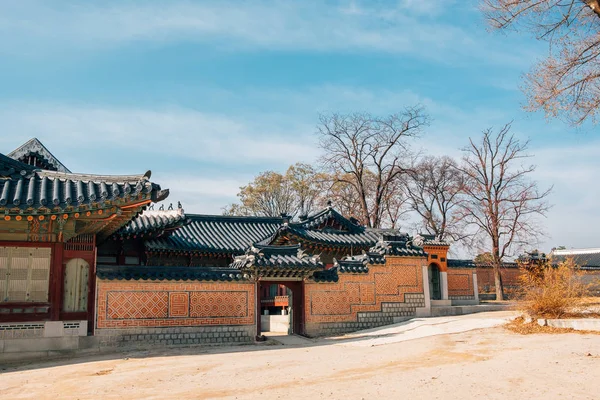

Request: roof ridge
left=187, top=214, right=285, bottom=222
left=7, top=138, right=71, bottom=173
left=551, top=248, right=600, bottom=254
left=36, top=169, right=151, bottom=182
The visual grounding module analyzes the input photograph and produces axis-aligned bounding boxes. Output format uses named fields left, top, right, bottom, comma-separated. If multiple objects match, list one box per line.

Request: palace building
left=1, top=139, right=480, bottom=360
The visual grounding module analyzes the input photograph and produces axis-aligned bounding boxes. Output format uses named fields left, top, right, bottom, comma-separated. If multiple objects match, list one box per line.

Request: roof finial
left=168, top=203, right=173, bottom=210
left=326, top=199, right=332, bottom=208
left=177, top=201, right=182, bottom=209
left=159, top=204, right=164, bottom=211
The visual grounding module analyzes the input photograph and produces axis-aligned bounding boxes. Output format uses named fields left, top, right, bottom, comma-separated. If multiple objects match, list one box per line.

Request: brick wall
left=447, top=268, right=475, bottom=299
left=96, top=280, right=256, bottom=345
left=476, top=267, right=521, bottom=294
left=304, top=256, right=426, bottom=336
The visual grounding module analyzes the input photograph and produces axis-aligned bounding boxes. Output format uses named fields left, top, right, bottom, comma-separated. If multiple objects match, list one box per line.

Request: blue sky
left=1, top=0, right=598, bottom=255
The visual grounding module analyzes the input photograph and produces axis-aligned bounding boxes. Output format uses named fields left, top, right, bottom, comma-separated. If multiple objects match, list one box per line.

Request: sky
left=1, top=0, right=598, bottom=256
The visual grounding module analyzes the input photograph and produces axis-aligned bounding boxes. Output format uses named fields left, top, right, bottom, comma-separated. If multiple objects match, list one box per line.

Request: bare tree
left=317, top=108, right=429, bottom=228
left=458, top=123, right=552, bottom=300
left=483, top=0, right=600, bottom=125
left=381, top=174, right=412, bottom=229
left=406, top=156, right=466, bottom=242
left=325, top=177, right=367, bottom=223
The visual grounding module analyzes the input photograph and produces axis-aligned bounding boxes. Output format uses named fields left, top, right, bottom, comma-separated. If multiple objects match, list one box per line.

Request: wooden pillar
left=50, top=242, right=64, bottom=321
left=255, top=280, right=262, bottom=339
left=297, top=281, right=305, bottom=335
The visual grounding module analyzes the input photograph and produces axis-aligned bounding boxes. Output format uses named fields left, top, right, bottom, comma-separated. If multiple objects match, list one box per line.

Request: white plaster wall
left=261, top=315, right=290, bottom=333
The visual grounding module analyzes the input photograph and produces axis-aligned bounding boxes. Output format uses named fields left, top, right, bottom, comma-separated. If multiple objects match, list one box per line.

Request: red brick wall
left=447, top=268, right=475, bottom=297
left=96, top=280, right=255, bottom=330
left=305, top=256, right=425, bottom=325
left=476, top=267, right=521, bottom=294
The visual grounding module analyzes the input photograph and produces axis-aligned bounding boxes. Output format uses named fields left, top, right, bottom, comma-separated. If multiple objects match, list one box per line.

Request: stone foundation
left=307, top=295, right=426, bottom=336
left=95, top=325, right=255, bottom=348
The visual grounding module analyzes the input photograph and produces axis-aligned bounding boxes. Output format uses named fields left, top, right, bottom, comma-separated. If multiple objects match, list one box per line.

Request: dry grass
left=517, top=258, right=590, bottom=319
left=505, top=317, right=600, bottom=335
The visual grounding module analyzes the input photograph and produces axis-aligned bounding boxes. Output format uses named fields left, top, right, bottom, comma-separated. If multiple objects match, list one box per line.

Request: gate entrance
left=257, top=280, right=305, bottom=336
left=429, top=263, right=442, bottom=300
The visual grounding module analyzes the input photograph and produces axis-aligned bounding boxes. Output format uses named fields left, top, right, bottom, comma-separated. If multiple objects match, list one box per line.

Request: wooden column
left=255, top=280, right=262, bottom=339
left=50, top=242, right=64, bottom=321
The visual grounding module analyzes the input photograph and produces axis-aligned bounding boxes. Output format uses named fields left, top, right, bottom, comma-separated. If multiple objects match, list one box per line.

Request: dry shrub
left=505, top=316, right=600, bottom=335
left=518, top=258, right=589, bottom=319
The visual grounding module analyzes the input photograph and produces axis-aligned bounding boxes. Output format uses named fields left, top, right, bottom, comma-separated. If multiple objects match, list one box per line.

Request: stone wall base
left=0, top=320, right=88, bottom=340
left=305, top=295, right=425, bottom=337
left=95, top=325, right=256, bottom=348
left=450, top=296, right=478, bottom=306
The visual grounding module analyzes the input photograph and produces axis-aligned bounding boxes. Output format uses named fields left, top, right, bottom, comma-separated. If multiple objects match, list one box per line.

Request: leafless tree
left=458, top=123, right=552, bottom=300
left=483, top=0, right=600, bottom=125
left=325, top=174, right=372, bottom=225
left=317, top=108, right=429, bottom=228
left=406, top=156, right=467, bottom=242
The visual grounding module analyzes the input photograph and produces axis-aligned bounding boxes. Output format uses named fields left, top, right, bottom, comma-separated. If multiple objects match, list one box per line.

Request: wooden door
left=62, top=258, right=89, bottom=313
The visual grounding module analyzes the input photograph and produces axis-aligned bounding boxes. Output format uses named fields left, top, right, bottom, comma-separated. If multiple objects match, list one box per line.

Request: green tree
left=224, top=163, right=328, bottom=218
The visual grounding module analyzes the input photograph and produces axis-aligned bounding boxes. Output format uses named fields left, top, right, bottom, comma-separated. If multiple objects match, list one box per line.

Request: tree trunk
left=493, top=264, right=504, bottom=301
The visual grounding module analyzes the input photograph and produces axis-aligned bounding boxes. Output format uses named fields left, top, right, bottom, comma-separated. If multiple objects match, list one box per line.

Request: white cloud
left=0, top=0, right=536, bottom=67
left=0, top=103, right=320, bottom=169
left=155, top=175, right=249, bottom=215
left=1, top=86, right=595, bottom=255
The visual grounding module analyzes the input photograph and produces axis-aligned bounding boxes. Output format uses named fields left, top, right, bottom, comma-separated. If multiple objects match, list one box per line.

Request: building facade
left=1, top=139, right=480, bottom=360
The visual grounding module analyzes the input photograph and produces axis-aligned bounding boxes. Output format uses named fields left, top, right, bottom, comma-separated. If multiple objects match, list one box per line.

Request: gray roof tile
left=145, top=214, right=284, bottom=254
left=0, top=153, right=167, bottom=214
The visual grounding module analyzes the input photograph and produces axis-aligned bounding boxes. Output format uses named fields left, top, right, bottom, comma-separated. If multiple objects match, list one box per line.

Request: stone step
left=431, top=304, right=512, bottom=317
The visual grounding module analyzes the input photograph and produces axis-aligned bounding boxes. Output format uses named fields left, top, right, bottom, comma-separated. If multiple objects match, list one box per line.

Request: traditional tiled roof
left=369, top=233, right=427, bottom=258
left=0, top=153, right=167, bottom=214
left=447, top=259, right=478, bottom=269
left=116, top=208, right=189, bottom=239
left=334, top=254, right=370, bottom=273
left=447, top=259, right=519, bottom=269
left=231, top=244, right=323, bottom=278
left=549, top=248, right=600, bottom=270
left=297, top=207, right=363, bottom=233
left=263, top=206, right=385, bottom=249
left=311, top=268, right=339, bottom=283
left=8, top=138, right=71, bottom=173
left=97, top=265, right=248, bottom=281
left=517, top=250, right=548, bottom=264
left=145, top=214, right=284, bottom=255
left=415, top=234, right=450, bottom=247
left=0, top=152, right=168, bottom=241
left=267, top=224, right=381, bottom=248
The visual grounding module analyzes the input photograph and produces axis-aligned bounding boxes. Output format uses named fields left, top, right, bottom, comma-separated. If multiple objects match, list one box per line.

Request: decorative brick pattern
left=107, top=291, right=168, bottom=320
left=307, top=294, right=426, bottom=336
left=169, top=292, right=189, bottom=318
left=189, top=291, right=248, bottom=318
left=96, top=281, right=255, bottom=329
left=305, top=256, right=426, bottom=328
left=447, top=269, right=474, bottom=297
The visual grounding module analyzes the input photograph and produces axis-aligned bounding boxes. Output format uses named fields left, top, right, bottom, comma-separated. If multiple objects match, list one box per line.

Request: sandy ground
left=1, top=312, right=599, bottom=400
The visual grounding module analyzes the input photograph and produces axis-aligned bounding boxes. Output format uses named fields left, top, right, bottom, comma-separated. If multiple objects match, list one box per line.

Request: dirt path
left=1, top=321, right=599, bottom=399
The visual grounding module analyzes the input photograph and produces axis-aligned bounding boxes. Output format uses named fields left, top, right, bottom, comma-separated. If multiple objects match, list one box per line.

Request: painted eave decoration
left=0, top=152, right=169, bottom=241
